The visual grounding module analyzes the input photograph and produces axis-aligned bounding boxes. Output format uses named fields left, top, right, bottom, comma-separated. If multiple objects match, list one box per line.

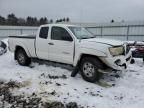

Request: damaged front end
left=99, top=44, right=132, bottom=73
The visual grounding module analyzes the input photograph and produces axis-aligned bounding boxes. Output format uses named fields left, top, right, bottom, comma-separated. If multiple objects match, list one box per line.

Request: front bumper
left=100, top=51, right=132, bottom=71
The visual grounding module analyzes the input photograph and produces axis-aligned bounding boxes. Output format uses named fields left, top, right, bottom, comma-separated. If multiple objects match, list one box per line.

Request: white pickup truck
left=8, top=24, right=132, bottom=82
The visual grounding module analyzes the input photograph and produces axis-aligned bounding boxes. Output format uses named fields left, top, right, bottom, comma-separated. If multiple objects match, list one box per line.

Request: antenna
left=80, top=9, right=84, bottom=27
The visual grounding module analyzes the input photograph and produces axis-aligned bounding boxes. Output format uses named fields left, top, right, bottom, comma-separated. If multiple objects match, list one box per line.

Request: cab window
left=39, top=27, right=49, bottom=39
left=51, top=27, right=73, bottom=41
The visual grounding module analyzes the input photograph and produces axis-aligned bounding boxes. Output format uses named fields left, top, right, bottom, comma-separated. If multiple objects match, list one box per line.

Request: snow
left=0, top=39, right=144, bottom=108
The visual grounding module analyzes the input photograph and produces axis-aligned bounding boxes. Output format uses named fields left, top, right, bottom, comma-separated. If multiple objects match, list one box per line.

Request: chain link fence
left=85, top=21, right=144, bottom=41
left=0, top=26, right=38, bottom=40
left=1, top=21, right=144, bottom=41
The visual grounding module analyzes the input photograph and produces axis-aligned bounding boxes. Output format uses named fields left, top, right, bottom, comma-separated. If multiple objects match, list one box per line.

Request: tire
left=130, top=58, right=135, bottom=64
left=16, top=49, right=31, bottom=66
left=80, top=57, right=103, bottom=83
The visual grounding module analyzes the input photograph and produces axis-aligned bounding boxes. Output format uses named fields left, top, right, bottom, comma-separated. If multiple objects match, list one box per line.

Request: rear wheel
left=80, top=57, right=103, bottom=83
left=16, top=49, right=31, bottom=66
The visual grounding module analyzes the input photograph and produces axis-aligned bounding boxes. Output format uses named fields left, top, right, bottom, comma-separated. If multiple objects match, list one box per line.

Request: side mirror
left=62, top=36, right=73, bottom=41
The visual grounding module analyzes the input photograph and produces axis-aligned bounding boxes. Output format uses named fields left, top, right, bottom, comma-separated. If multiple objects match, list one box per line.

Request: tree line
left=0, top=13, right=70, bottom=26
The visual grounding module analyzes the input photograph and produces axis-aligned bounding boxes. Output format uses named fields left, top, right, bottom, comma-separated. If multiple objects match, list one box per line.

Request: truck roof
left=40, top=23, right=80, bottom=27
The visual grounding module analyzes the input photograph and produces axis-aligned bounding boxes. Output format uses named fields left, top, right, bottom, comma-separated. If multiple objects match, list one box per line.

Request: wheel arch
left=14, top=45, right=30, bottom=60
left=77, top=54, right=107, bottom=69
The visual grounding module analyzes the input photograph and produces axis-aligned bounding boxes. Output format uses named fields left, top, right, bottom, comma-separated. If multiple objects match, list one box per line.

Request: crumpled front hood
left=82, top=38, right=124, bottom=46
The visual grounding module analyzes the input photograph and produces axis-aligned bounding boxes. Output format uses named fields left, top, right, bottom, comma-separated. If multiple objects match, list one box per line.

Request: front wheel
left=80, top=57, right=103, bottom=83
left=16, top=49, right=31, bottom=66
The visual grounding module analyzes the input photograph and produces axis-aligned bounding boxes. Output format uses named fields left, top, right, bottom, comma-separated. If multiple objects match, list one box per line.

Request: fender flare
left=15, top=43, right=31, bottom=57
left=73, top=48, right=107, bottom=66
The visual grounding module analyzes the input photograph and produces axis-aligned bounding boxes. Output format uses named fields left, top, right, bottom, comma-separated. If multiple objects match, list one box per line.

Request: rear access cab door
left=36, top=26, right=49, bottom=60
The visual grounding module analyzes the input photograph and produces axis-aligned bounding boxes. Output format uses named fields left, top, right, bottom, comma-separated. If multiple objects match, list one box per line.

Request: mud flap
left=71, top=66, right=80, bottom=77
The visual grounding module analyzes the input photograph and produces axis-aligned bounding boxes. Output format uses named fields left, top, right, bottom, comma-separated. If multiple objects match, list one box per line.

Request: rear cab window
left=39, top=27, right=49, bottom=39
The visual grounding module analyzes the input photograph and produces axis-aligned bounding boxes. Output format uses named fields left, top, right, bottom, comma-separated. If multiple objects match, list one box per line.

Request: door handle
left=48, top=42, right=54, bottom=45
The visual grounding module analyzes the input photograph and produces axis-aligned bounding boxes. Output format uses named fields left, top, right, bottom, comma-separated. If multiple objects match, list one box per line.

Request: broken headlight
left=109, top=46, right=125, bottom=56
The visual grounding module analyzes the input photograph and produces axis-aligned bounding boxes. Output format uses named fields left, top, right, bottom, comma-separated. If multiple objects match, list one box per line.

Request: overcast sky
left=0, top=0, right=144, bottom=23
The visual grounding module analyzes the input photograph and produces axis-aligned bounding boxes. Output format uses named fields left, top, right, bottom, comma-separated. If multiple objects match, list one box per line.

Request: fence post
left=20, top=29, right=23, bottom=35
left=126, top=26, right=129, bottom=41
left=101, top=27, right=103, bottom=38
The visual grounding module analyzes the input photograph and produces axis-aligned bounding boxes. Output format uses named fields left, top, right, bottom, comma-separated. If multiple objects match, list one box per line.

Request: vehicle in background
left=132, top=47, right=144, bottom=61
left=125, top=41, right=144, bottom=62
left=0, top=40, right=7, bottom=55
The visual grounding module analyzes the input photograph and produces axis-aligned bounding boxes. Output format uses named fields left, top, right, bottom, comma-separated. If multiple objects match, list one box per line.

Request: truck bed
left=9, top=35, right=36, bottom=39
left=8, top=35, right=37, bottom=58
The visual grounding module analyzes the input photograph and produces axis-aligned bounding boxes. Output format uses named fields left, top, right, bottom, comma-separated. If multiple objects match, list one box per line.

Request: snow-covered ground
left=0, top=39, right=144, bottom=108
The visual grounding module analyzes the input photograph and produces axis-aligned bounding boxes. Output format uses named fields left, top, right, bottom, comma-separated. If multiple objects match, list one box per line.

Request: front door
left=48, top=26, right=74, bottom=64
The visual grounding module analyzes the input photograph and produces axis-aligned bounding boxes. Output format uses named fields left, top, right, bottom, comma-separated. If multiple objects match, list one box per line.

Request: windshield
left=68, top=26, right=95, bottom=39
